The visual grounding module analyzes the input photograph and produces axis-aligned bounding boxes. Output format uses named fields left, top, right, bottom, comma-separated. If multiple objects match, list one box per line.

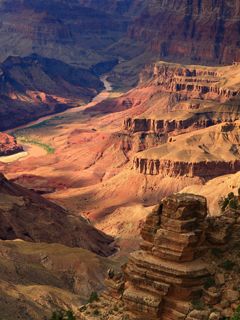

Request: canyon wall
left=129, top=0, right=240, bottom=64
left=133, top=157, right=240, bottom=179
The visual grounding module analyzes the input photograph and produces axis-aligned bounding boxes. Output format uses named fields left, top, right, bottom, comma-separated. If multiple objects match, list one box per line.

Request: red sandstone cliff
left=129, top=0, right=240, bottom=64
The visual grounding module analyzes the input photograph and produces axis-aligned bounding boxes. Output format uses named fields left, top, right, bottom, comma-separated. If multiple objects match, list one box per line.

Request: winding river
left=1, top=75, right=113, bottom=163
left=5, top=74, right=113, bottom=134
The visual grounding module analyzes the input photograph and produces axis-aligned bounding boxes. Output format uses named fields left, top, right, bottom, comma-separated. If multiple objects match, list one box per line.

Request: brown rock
left=122, top=193, right=211, bottom=319
left=224, top=289, right=240, bottom=303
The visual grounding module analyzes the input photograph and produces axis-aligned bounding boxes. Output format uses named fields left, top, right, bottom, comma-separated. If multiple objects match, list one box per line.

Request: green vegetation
left=191, top=299, right=205, bottom=310
left=17, top=136, right=55, bottom=154
left=93, top=309, right=100, bottom=316
left=219, top=189, right=240, bottom=212
left=204, top=277, right=216, bottom=289
left=50, top=310, right=76, bottom=320
left=220, top=259, right=235, bottom=271
left=231, top=305, right=240, bottom=320
left=211, top=247, right=223, bottom=258
left=89, top=291, right=99, bottom=303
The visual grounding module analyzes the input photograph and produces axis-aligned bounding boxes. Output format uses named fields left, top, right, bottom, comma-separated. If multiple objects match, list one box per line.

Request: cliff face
left=129, top=0, right=240, bottom=64
left=139, top=62, right=240, bottom=101
left=117, top=62, right=240, bottom=161
left=131, top=122, right=240, bottom=179
left=81, top=193, right=240, bottom=319
left=123, top=194, right=209, bottom=319
left=0, top=0, right=130, bottom=65
left=133, top=157, right=240, bottom=179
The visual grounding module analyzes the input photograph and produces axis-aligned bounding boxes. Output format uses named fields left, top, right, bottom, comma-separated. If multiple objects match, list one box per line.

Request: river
left=1, top=75, right=113, bottom=163
left=5, top=74, right=113, bottom=134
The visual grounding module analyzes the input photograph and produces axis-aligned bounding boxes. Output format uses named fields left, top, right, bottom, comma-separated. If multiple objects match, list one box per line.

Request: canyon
left=0, top=1, right=239, bottom=319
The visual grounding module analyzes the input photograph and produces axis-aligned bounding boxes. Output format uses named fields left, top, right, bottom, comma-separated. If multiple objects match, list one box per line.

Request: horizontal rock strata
left=133, top=157, right=240, bottom=179
left=122, top=193, right=210, bottom=319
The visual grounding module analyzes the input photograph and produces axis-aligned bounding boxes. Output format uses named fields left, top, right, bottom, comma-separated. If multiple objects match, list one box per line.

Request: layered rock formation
left=139, top=62, right=240, bottom=101
left=81, top=194, right=240, bottom=320
left=132, top=122, right=240, bottom=179
left=0, top=54, right=103, bottom=130
left=133, top=158, right=240, bottom=179
left=123, top=62, right=240, bottom=138
left=129, top=0, right=240, bottom=64
left=0, top=133, right=23, bottom=156
left=0, top=0, right=131, bottom=66
left=0, top=173, right=115, bottom=256
left=123, top=193, right=209, bottom=319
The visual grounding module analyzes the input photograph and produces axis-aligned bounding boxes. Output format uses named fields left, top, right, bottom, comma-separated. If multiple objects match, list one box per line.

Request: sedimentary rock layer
left=129, top=0, right=240, bottom=64
left=123, top=193, right=209, bottom=319
left=133, top=157, right=240, bottom=179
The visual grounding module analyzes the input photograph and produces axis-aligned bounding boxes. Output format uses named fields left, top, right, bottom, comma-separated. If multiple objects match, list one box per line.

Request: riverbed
left=0, top=75, right=113, bottom=163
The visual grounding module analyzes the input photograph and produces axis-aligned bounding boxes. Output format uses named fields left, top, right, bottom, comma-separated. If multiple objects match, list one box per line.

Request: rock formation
left=123, top=193, right=209, bottom=319
left=133, top=158, right=240, bottom=179
left=131, top=121, right=240, bottom=180
left=0, top=173, right=115, bottom=256
left=0, top=133, right=23, bottom=156
left=0, top=0, right=131, bottom=65
left=80, top=193, right=240, bottom=320
left=129, top=0, right=240, bottom=64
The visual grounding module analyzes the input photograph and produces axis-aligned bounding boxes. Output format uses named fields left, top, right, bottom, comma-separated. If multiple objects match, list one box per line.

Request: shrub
left=49, top=310, right=76, bottom=320
left=93, top=309, right=100, bottom=316
left=231, top=305, right=240, bottom=320
left=219, top=190, right=240, bottom=212
left=191, top=299, right=205, bottom=310
left=229, top=198, right=238, bottom=210
left=220, top=260, right=235, bottom=271
left=204, top=277, right=216, bottom=289
left=89, top=291, right=99, bottom=303
left=211, top=247, right=222, bottom=258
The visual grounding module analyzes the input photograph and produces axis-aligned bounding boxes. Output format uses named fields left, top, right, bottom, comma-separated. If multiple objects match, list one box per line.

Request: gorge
left=0, top=1, right=239, bottom=320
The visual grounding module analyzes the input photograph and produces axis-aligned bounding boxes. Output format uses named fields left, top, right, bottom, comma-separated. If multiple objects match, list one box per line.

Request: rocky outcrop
left=139, top=62, right=240, bottom=102
left=122, top=194, right=209, bottom=319
left=120, top=131, right=168, bottom=153
left=80, top=193, right=240, bottom=320
left=129, top=0, right=240, bottom=64
left=133, top=157, right=240, bottom=179
left=0, top=173, right=115, bottom=256
left=124, top=117, right=220, bottom=135
left=0, top=133, right=23, bottom=156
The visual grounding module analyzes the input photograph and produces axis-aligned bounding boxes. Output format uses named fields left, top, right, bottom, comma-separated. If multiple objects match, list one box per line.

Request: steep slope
left=0, top=54, right=103, bottom=130
left=0, top=0, right=131, bottom=67
left=0, top=240, right=116, bottom=320
left=129, top=0, right=240, bottom=64
left=0, top=173, right=115, bottom=256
